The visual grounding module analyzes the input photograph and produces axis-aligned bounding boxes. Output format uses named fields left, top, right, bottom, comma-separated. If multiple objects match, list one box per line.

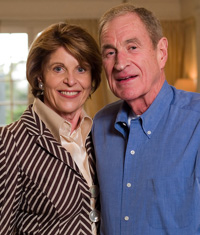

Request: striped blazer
left=0, top=105, right=100, bottom=235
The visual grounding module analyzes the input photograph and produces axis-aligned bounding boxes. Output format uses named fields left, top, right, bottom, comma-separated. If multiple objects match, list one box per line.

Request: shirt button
left=124, top=216, right=129, bottom=221
left=122, top=122, right=127, bottom=126
left=127, top=183, right=131, bottom=187
left=147, top=130, right=151, bottom=135
left=130, top=150, right=135, bottom=155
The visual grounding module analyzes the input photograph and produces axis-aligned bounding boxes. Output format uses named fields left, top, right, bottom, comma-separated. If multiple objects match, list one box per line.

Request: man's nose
left=114, top=52, right=130, bottom=71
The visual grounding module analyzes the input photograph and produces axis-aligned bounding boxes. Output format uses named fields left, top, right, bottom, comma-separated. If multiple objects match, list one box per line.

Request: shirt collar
left=115, top=81, right=173, bottom=138
left=59, top=110, right=92, bottom=146
left=140, top=80, right=173, bottom=137
left=33, top=98, right=92, bottom=143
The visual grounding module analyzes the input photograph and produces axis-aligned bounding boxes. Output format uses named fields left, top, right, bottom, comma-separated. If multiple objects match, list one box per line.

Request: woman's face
left=42, top=47, right=92, bottom=120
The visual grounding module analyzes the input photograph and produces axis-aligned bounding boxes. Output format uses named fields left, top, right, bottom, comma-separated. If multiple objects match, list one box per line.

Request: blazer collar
left=21, top=105, right=81, bottom=174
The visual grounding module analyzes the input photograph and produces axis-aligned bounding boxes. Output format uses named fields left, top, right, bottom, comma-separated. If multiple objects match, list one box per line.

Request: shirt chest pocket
left=147, top=177, right=194, bottom=229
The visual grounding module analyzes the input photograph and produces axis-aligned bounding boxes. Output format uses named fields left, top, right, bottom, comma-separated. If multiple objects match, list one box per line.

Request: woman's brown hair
left=27, top=22, right=102, bottom=97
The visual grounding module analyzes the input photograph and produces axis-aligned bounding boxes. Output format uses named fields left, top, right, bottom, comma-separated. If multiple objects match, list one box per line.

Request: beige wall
left=0, top=0, right=182, bottom=21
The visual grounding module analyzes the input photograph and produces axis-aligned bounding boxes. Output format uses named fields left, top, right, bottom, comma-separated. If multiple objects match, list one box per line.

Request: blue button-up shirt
left=92, top=81, right=200, bottom=235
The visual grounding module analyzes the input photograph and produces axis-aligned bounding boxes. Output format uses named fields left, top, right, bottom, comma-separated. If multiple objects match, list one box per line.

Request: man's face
left=100, top=13, right=167, bottom=107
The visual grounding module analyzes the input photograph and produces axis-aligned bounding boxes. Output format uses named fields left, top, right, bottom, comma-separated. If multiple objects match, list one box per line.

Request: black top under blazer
left=0, top=105, right=100, bottom=234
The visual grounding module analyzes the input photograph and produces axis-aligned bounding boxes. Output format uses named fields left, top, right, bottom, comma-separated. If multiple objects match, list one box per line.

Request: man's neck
left=126, top=79, right=165, bottom=115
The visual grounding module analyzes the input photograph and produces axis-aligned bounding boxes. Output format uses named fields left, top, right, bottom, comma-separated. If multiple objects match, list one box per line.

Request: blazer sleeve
left=0, top=126, right=21, bottom=234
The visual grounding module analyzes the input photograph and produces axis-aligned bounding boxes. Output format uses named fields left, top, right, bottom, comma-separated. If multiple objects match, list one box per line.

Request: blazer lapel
left=21, top=105, right=80, bottom=174
left=86, top=133, right=98, bottom=185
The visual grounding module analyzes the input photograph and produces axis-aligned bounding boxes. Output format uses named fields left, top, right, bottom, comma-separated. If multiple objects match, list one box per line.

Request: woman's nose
left=63, top=73, right=77, bottom=86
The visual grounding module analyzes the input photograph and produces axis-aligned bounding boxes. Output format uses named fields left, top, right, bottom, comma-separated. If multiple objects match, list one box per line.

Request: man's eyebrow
left=101, top=44, right=115, bottom=52
left=101, top=38, right=141, bottom=52
left=125, top=38, right=141, bottom=45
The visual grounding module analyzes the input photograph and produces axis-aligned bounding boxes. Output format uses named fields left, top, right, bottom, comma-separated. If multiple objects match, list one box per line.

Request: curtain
left=161, top=17, right=197, bottom=85
left=181, top=18, right=197, bottom=80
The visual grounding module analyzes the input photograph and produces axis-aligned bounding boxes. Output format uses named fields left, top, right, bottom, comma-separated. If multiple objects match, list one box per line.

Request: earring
left=38, top=81, right=44, bottom=90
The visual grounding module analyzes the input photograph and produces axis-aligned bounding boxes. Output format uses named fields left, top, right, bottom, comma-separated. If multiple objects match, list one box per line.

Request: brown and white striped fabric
left=0, top=105, right=100, bottom=235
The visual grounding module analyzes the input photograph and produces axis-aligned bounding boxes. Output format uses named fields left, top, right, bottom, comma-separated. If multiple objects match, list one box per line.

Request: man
left=92, top=3, right=200, bottom=235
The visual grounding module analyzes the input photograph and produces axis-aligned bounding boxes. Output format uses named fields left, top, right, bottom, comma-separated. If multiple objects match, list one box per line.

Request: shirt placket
left=121, top=117, right=146, bottom=234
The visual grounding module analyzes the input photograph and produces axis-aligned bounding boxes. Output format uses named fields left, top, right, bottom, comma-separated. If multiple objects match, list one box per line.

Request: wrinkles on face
left=101, top=13, right=167, bottom=114
left=43, top=47, right=92, bottom=123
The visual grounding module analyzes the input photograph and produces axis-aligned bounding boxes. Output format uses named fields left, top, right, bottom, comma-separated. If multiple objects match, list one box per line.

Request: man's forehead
left=100, top=14, right=147, bottom=47
left=101, top=13, right=146, bottom=36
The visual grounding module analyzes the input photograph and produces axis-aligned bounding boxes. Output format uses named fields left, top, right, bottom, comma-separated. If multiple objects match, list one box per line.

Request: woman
left=0, top=22, right=102, bottom=234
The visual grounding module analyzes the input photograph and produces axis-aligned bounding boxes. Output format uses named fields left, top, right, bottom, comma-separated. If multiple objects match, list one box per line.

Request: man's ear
left=157, top=37, right=168, bottom=69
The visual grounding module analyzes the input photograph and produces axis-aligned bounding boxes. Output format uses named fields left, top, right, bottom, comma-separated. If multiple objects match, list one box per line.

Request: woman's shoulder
left=0, top=105, right=33, bottom=136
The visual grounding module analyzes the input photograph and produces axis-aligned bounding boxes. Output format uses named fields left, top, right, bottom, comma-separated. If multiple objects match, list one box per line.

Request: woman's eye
left=53, top=66, right=64, bottom=73
left=77, top=66, right=86, bottom=73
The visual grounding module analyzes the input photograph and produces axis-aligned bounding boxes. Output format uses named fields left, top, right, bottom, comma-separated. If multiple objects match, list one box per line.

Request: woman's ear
left=157, top=37, right=168, bottom=69
left=37, top=77, right=42, bottom=83
left=37, top=77, right=44, bottom=90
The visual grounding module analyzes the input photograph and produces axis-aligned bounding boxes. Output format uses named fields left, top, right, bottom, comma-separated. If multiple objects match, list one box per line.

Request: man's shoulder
left=172, top=88, right=200, bottom=114
left=94, top=100, right=123, bottom=120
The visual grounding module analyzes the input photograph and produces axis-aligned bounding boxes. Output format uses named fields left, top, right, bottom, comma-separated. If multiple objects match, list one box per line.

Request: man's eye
left=129, top=46, right=137, bottom=50
left=107, top=51, right=115, bottom=56
left=103, top=50, right=115, bottom=58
